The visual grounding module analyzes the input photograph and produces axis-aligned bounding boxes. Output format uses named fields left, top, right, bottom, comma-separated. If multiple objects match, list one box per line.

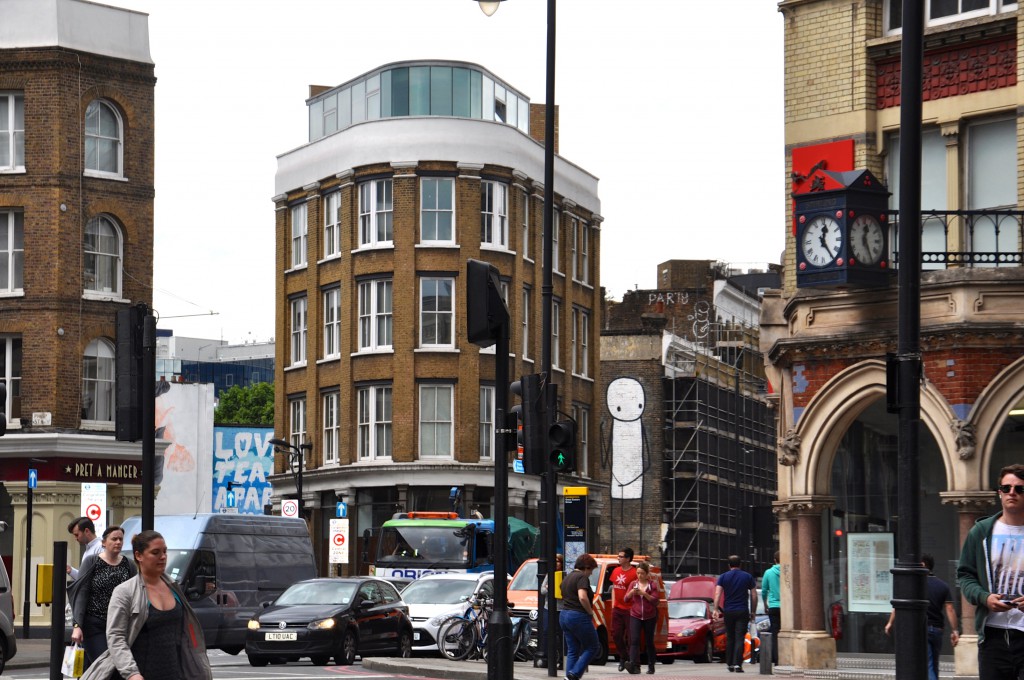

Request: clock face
left=801, top=214, right=843, bottom=267
left=849, top=214, right=885, bottom=265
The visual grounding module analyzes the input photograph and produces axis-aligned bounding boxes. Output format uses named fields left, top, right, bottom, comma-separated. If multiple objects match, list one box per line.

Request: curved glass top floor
left=307, top=60, right=531, bottom=142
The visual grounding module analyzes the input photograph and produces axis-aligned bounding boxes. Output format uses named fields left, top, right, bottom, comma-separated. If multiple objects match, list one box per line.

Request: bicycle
left=436, top=597, right=536, bottom=662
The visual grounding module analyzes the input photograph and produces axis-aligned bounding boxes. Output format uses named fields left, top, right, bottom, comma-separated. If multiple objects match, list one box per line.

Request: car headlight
left=247, top=619, right=260, bottom=631
left=757, top=619, right=770, bottom=632
left=428, top=614, right=455, bottom=628
left=308, top=618, right=336, bottom=630
left=682, top=628, right=696, bottom=637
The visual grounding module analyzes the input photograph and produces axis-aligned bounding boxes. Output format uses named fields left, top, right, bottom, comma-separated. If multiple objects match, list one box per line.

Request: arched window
left=85, top=100, right=123, bottom=177
left=83, top=215, right=122, bottom=295
left=82, top=338, right=115, bottom=423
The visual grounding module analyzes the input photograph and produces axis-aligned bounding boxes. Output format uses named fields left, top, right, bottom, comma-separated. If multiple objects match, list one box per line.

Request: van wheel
left=247, top=655, right=269, bottom=667
left=0, top=639, right=6, bottom=674
left=310, top=655, right=330, bottom=666
left=335, top=630, right=357, bottom=665
left=593, top=628, right=609, bottom=666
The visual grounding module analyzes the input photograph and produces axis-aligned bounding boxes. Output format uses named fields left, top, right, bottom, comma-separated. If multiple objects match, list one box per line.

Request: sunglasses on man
left=998, top=484, right=1024, bottom=495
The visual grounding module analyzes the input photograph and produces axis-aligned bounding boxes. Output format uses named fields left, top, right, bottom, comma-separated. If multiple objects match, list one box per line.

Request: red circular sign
left=332, top=534, right=345, bottom=546
left=86, top=503, right=102, bottom=520
left=282, top=500, right=298, bottom=517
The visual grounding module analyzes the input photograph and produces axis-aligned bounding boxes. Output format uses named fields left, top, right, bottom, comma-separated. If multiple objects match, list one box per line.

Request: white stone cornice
left=302, top=181, right=321, bottom=193
left=0, top=433, right=147, bottom=457
left=272, top=193, right=288, bottom=204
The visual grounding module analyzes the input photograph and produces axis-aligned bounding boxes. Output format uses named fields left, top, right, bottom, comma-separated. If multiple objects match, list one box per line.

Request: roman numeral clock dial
left=849, top=214, right=884, bottom=265
left=801, top=214, right=843, bottom=267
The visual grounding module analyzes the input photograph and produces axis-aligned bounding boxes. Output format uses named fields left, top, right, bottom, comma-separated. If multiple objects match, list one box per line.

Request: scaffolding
left=662, top=322, right=777, bottom=578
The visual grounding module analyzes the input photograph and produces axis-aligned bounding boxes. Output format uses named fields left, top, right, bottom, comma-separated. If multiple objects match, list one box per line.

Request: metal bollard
left=759, top=633, right=773, bottom=675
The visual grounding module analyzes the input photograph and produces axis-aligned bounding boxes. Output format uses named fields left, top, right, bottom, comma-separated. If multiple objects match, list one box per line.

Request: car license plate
left=413, top=632, right=421, bottom=641
left=265, top=632, right=297, bottom=641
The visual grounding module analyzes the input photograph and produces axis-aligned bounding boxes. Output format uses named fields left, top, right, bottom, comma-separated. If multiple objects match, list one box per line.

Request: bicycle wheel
left=438, top=617, right=478, bottom=661
left=513, top=620, right=536, bottom=661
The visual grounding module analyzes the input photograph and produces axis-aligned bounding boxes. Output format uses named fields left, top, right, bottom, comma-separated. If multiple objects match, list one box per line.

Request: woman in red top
left=623, top=561, right=660, bottom=674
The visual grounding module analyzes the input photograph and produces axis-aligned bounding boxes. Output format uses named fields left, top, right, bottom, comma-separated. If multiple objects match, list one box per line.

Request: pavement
left=10, top=636, right=967, bottom=680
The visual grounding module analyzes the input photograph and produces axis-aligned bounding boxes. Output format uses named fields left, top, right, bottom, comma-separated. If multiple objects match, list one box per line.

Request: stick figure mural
left=601, top=377, right=650, bottom=499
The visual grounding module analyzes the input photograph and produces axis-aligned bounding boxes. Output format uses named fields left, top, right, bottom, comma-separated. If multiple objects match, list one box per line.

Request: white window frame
left=291, top=203, right=308, bottom=268
left=419, top=384, right=454, bottom=458
left=0, top=210, right=23, bottom=292
left=289, top=397, right=307, bottom=450
left=550, top=208, right=561, bottom=274
left=84, top=99, right=123, bottom=179
left=322, top=392, right=339, bottom=465
left=884, top=0, right=1017, bottom=33
left=573, top=218, right=590, bottom=284
left=552, top=300, right=561, bottom=369
left=358, top=278, right=393, bottom=351
left=480, top=385, right=495, bottom=460
left=290, top=296, right=307, bottom=366
left=419, top=276, right=455, bottom=348
left=322, top=287, right=340, bottom=359
left=481, top=181, right=509, bottom=249
left=521, top=286, right=531, bottom=360
left=357, top=384, right=392, bottom=460
left=0, top=92, right=24, bottom=172
left=323, top=191, right=341, bottom=259
left=966, top=116, right=1018, bottom=265
left=573, top=404, right=589, bottom=477
left=521, top=188, right=530, bottom=260
left=420, top=177, right=455, bottom=244
left=358, top=179, right=393, bottom=248
left=579, top=310, right=590, bottom=377
left=82, top=338, right=115, bottom=424
left=0, top=336, right=19, bottom=426
left=83, top=215, right=122, bottom=296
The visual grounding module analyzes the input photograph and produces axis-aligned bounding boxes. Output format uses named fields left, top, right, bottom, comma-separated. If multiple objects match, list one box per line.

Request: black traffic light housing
left=466, top=259, right=509, bottom=347
left=115, top=305, right=145, bottom=441
left=549, top=415, right=577, bottom=473
left=510, top=373, right=545, bottom=475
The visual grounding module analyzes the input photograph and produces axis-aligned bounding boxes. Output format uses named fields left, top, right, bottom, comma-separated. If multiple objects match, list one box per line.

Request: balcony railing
left=891, top=209, right=1024, bottom=268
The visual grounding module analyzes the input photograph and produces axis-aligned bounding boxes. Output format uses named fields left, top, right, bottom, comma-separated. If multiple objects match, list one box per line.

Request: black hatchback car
left=245, top=577, right=413, bottom=666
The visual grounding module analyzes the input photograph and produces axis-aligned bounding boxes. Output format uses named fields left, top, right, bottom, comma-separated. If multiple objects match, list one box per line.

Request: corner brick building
left=0, top=0, right=154, bottom=628
left=765, top=0, right=1024, bottom=671
left=272, top=61, right=603, bottom=574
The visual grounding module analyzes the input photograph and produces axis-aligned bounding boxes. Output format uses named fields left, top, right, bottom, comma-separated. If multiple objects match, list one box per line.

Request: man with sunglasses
left=958, top=463, right=1024, bottom=680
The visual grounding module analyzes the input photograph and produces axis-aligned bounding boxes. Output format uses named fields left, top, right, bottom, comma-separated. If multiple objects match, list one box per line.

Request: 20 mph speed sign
left=282, top=499, right=299, bottom=518
left=329, top=519, right=349, bottom=564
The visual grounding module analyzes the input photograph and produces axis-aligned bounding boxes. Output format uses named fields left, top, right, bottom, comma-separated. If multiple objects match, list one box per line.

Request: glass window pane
left=410, top=66, right=430, bottom=115
left=438, top=179, right=452, bottom=210
left=0, top=98, right=8, bottom=132
left=507, top=93, right=518, bottom=128
left=518, top=98, right=530, bottom=134
left=381, top=70, right=392, bottom=117
left=930, top=0, right=958, bottom=18
left=482, top=76, right=494, bottom=121
left=969, top=118, right=1016, bottom=209
left=430, top=67, right=453, bottom=116
left=339, top=88, right=352, bottom=129
left=392, top=68, right=409, bottom=117
left=471, top=70, right=482, bottom=119
left=453, top=68, right=471, bottom=117
left=309, top=99, right=323, bottom=141
left=352, top=80, right=366, bottom=124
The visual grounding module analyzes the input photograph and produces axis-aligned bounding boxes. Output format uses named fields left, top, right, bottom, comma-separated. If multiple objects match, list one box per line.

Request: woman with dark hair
left=80, top=530, right=212, bottom=680
left=68, top=525, right=137, bottom=669
left=624, top=561, right=660, bottom=674
left=559, top=553, right=602, bottom=680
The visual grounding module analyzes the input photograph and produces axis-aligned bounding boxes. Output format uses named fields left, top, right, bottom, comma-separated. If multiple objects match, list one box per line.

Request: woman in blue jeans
left=559, top=553, right=602, bottom=680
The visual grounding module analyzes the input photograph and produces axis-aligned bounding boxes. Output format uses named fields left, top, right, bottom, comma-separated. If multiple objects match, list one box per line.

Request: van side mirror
left=359, top=599, right=374, bottom=610
left=187, top=575, right=210, bottom=600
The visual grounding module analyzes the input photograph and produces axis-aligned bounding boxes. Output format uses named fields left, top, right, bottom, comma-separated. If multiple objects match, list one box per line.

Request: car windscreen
left=509, top=561, right=538, bottom=590
left=376, top=526, right=470, bottom=563
left=668, top=600, right=707, bottom=619
left=401, top=578, right=477, bottom=604
left=276, top=581, right=356, bottom=606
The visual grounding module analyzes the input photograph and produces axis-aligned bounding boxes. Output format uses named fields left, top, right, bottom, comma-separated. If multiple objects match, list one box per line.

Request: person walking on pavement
left=610, top=547, right=637, bottom=671
left=958, top=463, right=1024, bottom=680
left=761, top=552, right=782, bottom=666
left=884, top=554, right=959, bottom=680
left=623, top=561, right=660, bottom=674
left=560, top=553, right=602, bottom=680
left=67, top=517, right=101, bottom=581
left=712, top=555, right=757, bottom=673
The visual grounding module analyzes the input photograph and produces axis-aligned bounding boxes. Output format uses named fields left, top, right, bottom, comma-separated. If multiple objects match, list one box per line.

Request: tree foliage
left=214, top=382, right=275, bottom=426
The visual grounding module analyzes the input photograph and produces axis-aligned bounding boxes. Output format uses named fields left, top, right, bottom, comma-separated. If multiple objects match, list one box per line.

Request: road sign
left=329, top=518, right=349, bottom=564
left=27, top=469, right=37, bottom=489
left=81, top=483, right=107, bottom=535
left=336, top=501, right=347, bottom=518
left=282, top=499, right=298, bottom=518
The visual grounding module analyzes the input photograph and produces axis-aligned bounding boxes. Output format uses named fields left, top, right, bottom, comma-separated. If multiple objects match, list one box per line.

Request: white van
left=0, top=558, right=17, bottom=672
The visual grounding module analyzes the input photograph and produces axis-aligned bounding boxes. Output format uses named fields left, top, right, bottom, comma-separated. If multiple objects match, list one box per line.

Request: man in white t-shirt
left=66, top=517, right=101, bottom=581
left=958, top=463, right=1024, bottom=680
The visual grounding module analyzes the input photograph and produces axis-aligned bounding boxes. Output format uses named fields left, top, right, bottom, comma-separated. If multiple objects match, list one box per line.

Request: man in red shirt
left=610, top=547, right=637, bottom=671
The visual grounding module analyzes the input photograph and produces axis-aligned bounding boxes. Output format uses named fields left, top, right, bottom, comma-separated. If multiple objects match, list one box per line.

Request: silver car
left=400, top=572, right=497, bottom=653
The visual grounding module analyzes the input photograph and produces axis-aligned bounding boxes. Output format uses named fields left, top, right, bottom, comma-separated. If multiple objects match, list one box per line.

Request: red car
left=657, top=598, right=725, bottom=664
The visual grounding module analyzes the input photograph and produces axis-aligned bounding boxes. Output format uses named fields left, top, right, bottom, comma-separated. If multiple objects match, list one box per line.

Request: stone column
left=940, top=490, right=996, bottom=678
left=778, top=496, right=836, bottom=670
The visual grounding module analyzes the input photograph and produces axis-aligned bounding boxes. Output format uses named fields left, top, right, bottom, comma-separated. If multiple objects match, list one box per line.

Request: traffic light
left=549, top=416, right=577, bottom=473
left=510, top=373, right=545, bottom=474
left=0, top=380, right=6, bottom=437
left=466, top=259, right=509, bottom=347
left=115, top=305, right=145, bottom=441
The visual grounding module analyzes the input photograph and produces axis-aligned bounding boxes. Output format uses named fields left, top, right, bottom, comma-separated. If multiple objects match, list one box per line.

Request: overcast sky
left=111, top=0, right=785, bottom=345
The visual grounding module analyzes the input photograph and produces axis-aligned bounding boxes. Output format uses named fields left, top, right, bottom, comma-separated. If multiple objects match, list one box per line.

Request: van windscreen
left=165, top=550, right=193, bottom=582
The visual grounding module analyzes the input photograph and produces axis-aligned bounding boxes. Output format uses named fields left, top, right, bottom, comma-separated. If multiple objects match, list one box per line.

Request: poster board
left=847, top=532, right=894, bottom=612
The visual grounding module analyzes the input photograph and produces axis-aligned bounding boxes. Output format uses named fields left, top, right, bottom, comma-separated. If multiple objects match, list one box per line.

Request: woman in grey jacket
left=81, top=530, right=212, bottom=680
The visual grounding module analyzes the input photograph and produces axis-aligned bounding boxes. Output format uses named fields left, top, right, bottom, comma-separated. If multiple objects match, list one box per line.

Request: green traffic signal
left=548, top=418, right=576, bottom=473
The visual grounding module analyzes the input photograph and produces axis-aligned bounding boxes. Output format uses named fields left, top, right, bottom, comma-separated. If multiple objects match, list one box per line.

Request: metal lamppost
left=477, top=0, right=559, bottom=675
left=268, top=438, right=310, bottom=516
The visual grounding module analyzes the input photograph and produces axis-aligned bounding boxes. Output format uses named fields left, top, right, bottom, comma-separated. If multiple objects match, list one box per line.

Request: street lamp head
left=298, top=442, right=313, bottom=452
left=268, top=438, right=290, bottom=449
left=477, top=0, right=503, bottom=17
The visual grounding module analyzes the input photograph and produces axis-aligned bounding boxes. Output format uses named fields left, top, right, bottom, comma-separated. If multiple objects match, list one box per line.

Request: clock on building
left=793, top=168, right=892, bottom=288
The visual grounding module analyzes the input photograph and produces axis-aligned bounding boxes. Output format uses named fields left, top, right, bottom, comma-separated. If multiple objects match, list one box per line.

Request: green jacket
left=956, top=512, right=1001, bottom=644
left=761, top=563, right=781, bottom=609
